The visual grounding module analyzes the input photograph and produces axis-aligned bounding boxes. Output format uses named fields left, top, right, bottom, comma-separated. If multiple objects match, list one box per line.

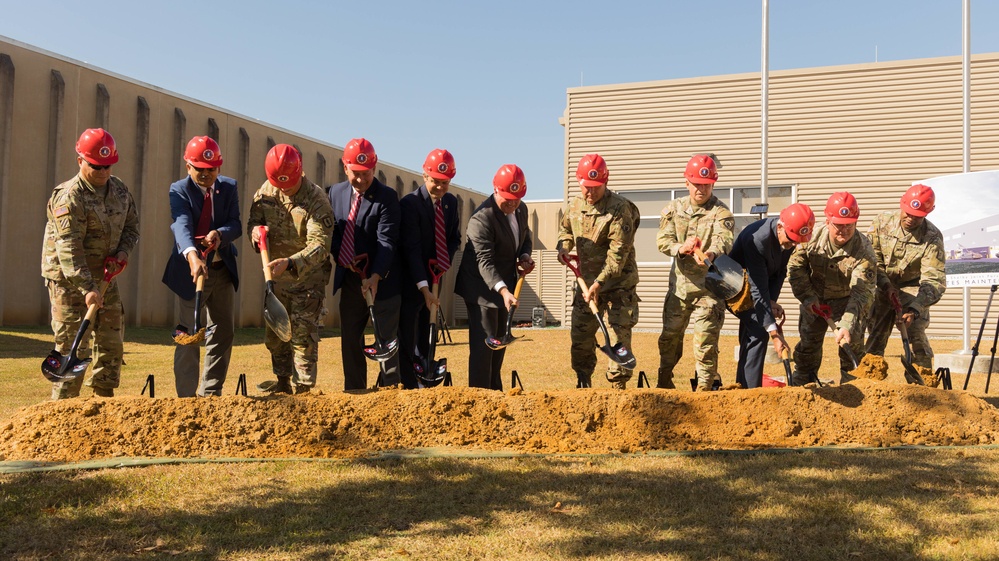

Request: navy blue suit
left=398, top=186, right=460, bottom=388
left=729, top=217, right=792, bottom=389
left=162, top=175, right=241, bottom=396
left=328, top=178, right=401, bottom=389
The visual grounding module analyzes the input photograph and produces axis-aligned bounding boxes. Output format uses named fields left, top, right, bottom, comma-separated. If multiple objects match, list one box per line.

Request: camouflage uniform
left=865, top=211, right=947, bottom=368
left=247, top=178, right=334, bottom=388
left=41, top=174, right=139, bottom=399
left=557, top=190, right=641, bottom=387
left=788, top=224, right=877, bottom=380
left=657, top=195, right=734, bottom=389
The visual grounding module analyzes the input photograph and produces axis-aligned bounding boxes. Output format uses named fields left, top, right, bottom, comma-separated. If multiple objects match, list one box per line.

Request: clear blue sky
left=3, top=0, right=999, bottom=200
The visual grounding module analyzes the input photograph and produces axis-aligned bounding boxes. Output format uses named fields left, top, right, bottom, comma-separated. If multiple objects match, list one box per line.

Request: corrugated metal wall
left=561, top=54, right=999, bottom=337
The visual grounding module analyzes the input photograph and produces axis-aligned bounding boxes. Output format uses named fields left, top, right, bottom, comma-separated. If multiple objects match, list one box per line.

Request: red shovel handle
left=559, top=253, right=583, bottom=278
left=889, top=291, right=904, bottom=315
left=349, top=253, right=370, bottom=279
left=811, top=303, right=832, bottom=320
left=102, top=256, right=128, bottom=283
left=255, top=225, right=270, bottom=252
left=427, top=259, right=446, bottom=285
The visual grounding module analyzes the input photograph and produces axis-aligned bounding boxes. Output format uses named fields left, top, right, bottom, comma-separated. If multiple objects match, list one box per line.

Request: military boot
left=92, top=387, right=114, bottom=398
left=261, top=377, right=294, bottom=395
left=575, top=372, right=592, bottom=389
left=656, top=368, right=676, bottom=389
left=294, top=384, right=312, bottom=395
left=51, top=377, right=84, bottom=400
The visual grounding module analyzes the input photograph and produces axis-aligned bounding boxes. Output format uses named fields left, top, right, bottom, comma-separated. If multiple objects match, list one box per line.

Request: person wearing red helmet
left=455, top=164, right=535, bottom=390
left=788, top=191, right=878, bottom=384
left=656, top=153, right=735, bottom=391
left=328, top=138, right=403, bottom=390
left=728, top=203, right=815, bottom=388
left=397, top=149, right=461, bottom=389
left=865, top=184, right=946, bottom=374
left=42, top=128, right=139, bottom=399
left=248, top=144, right=335, bottom=394
left=556, top=154, right=641, bottom=389
left=162, top=135, right=242, bottom=397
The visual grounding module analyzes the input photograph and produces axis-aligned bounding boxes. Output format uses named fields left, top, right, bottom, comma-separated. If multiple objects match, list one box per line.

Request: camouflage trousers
left=794, top=297, right=866, bottom=379
left=571, top=289, right=639, bottom=385
left=866, top=291, right=933, bottom=369
left=658, top=292, right=725, bottom=387
left=47, top=279, right=123, bottom=399
left=265, top=281, right=327, bottom=387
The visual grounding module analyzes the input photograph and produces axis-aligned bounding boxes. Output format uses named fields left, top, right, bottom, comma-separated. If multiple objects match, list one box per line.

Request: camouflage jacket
left=657, top=194, right=734, bottom=300
left=556, top=190, right=640, bottom=293
left=866, top=210, right=946, bottom=316
left=788, top=224, right=877, bottom=331
left=247, top=177, right=334, bottom=286
left=41, top=174, right=140, bottom=295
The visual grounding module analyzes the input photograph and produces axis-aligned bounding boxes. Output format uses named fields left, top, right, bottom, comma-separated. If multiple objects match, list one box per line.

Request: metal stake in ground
left=964, top=285, right=997, bottom=391
left=350, top=253, right=399, bottom=363
left=41, top=257, right=127, bottom=382
left=485, top=261, right=533, bottom=351
left=560, top=253, right=637, bottom=369
left=257, top=226, right=292, bottom=342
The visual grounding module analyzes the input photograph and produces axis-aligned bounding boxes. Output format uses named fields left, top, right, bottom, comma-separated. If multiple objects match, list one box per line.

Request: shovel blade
left=263, top=285, right=292, bottom=342
left=705, top=254, right=745, bottom=300
left=417, top=358, right=448, bottom=388
left=901, top=358, right=926, bottom=385
left=363, top=337, right=399, bottom=362
left=485, top=334, right=521, bottom=350
left=705, top=271, right=742, bottom=300
left=599, top=343, right=637, bottom=369
left=41, top=349, right=90, bottom=382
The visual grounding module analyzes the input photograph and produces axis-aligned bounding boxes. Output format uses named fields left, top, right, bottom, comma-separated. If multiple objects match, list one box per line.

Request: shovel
left=41, top=257, right=126, bottom=382
left=257, top=226, right=292, bottom=342
left=485, top=261, right=532, bottom=351
left=890, top=291, right=925, bottom=385
left=561, top=253, right=637, bottom=369
left=814, top=303, right=860, bottom=370
left=415, top=260, right=448, bottom=388
left=173, top=240, right=217, bottom=345
left=692, top=246, right=745, bottom=301
left=350, top=253, right=399, bottom=362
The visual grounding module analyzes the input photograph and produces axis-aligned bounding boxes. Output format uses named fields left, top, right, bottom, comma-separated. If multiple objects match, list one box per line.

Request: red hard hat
left=76, top=128, right=119, bottom=166
left=825, top=191, right=860, bottom=224
left=576, top=154, right=609, bottom=187
left=493, top=164, right=527, bottom=200
left=423, top=149, right=456, bottom=180
left=779, top=203, right=816, bottom=243
left=900, top=184, right=935, bottom=217
left=684, top=154, right=718, bottom=184
left=185, top=136, right=223, bottom=168
left=342, top=138, right=377, bottom=171
left=265, top=144, right=303, bottom=191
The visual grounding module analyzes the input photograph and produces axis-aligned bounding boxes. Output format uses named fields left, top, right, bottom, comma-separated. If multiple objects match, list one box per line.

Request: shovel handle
left=692, top=247, right=713, bottom=267
left=257, top=227, right=275, bottom=283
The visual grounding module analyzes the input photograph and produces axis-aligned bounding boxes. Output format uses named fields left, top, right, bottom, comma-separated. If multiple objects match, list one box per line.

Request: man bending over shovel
left=163, top=136, right=241, bottom=397
left=42, top=129, right=138, bottom=400
left=249, top=145, right=334, bottom=394
left=557, top=154, right=641, bottom=389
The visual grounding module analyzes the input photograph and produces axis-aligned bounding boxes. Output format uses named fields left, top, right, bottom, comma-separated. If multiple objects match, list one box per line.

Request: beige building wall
left=561, top=54, right=999, bottom=337
left=0, top=37, right=487, bottom=328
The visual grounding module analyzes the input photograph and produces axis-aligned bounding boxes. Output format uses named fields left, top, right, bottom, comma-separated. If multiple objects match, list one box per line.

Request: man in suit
left=398, top=149, right=461, bottom=389
left=455, top=164, right=534, bottom=390
left=162, top=136, right=241, bottom=397
left=729, top=203, right=814, bottom=388
left=328, top=138, right=402, bottom=390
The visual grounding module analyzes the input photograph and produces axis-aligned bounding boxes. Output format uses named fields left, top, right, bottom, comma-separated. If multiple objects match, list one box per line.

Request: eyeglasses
left=87, top=162, right=111, bottom=170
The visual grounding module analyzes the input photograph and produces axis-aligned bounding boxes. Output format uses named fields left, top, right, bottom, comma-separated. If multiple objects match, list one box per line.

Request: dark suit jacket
left=328, top=178, right=401, bottom=299
left=162, top=176, right=241, bottom=301
left=399, top=186, right=460, bottom=294
left=454, top=196, right=532, bottom=309
left=729, top=217, right=792, bottom=329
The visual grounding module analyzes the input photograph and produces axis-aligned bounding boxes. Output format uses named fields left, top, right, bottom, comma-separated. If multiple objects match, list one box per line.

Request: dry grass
left=2, top=326, right=999, bottom=560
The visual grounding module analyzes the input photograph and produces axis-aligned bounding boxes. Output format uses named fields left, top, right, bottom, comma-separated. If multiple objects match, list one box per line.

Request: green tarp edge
left=3, top=444, right=999, bottom=473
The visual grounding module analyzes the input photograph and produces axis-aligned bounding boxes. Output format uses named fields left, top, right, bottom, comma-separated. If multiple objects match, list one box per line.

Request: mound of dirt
left=850, top=354, right=889, bottom=381
left=1, top=380, right=997, bottom=462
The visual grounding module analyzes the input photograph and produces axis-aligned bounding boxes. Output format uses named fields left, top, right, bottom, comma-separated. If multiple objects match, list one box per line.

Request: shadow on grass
left=0, top=330, right=53, bottom=359
left=0, top=451, right=993, bottom=559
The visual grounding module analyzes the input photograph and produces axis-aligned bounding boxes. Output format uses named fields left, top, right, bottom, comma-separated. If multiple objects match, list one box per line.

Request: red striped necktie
left=434, top=199, right=450, bottom=271
left=338, top=192, right=362, bottom=268
left=195, top=188, right=212, bottom=238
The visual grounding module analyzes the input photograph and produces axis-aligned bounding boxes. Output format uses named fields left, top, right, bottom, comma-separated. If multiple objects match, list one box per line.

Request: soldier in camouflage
left=41, top=129, right=139, bottom=399
left=657, top=154, right=734, bottom=391
left=557, top=154, right=641, bottom=389
left=788, top=192, right=877, bottom=384
left=865, top=184, right=946, bottom=369
left=248, top=145, right=334, bottom=394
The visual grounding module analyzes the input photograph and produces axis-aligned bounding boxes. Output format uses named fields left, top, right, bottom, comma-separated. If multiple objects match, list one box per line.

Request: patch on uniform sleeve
left=722, top=218, right=735, bottom=231
left=322, top=216, right=334, bottom=229
left=54, top=206, right=70, bottom=218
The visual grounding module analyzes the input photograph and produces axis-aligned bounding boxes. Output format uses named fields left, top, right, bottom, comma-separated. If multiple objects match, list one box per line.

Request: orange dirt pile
left=2, top=381, right=998, bottom=462
left=915, top=365, right=938, bottom=387
left=851, top=354, right=889, bottom=381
